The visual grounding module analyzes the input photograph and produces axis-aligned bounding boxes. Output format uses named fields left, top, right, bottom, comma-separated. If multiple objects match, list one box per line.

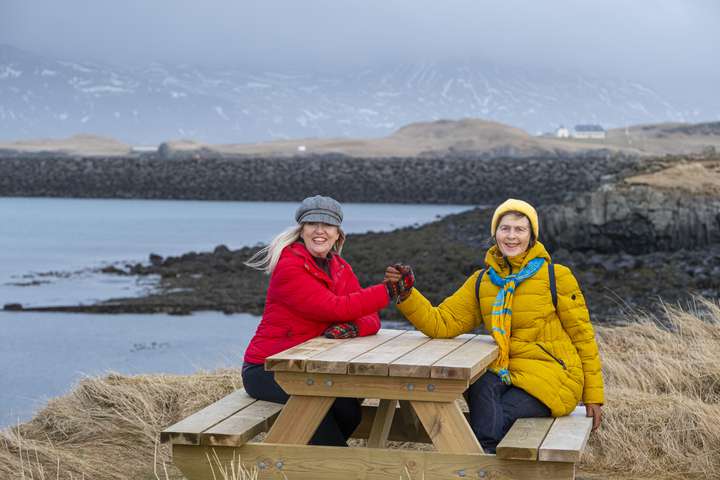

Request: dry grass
left=581, top=297, right=720, bottom=479
left=624, top=161, right=720, bottom=195
left=0, top=371, right=242, bottom=480
left=2, top=298, right=719, bottom=479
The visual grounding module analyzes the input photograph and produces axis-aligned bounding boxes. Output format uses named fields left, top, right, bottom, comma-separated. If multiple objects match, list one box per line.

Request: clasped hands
left=384, top=263, right=415, bottom=303
left=323, top=263, right=415, bottom=339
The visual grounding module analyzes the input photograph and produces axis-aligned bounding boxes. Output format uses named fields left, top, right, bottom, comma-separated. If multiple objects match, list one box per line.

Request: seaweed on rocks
left=20, top=204, right=719, bottom=325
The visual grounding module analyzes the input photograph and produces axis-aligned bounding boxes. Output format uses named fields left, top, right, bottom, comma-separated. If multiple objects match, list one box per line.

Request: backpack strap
left=548, top=260, right=557, bottom=309
left=474, top=268, right=486, bottom=323
left=474, top=268, right=486, bottom=304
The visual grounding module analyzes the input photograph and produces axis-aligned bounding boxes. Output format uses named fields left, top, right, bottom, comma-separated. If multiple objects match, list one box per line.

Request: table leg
left=410, top=400, right=484, bottom=454
left=264, top=395, right=334, bottom=444
left=397, top=400, right=422, bottom=438
left=367, top=399, right=398, bottom=448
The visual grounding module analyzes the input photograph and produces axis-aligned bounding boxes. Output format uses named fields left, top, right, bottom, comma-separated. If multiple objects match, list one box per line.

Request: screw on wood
left=325, top=379, right=333, bottom=387
left=427, top=384, right=436, bottom=391
left=456, top=469, right=466, bottom=477
left=306, top=378, right=314, bottom=385
left=477, top=469, right=487, bottom=478
left=275, top=460, right=284, bottom=470
left=406, top=383, right=415, bottom=391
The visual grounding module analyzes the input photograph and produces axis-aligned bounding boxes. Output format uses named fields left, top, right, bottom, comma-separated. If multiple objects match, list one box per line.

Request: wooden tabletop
left=265, top=328, right=498, bottom=382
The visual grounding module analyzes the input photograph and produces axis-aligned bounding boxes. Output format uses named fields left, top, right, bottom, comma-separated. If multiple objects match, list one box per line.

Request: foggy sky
left=1, top=0, right=718, bottom=96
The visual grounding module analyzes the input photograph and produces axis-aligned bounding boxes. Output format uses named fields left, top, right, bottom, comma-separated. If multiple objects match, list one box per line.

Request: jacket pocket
left=536, top=343, right=567, bottom=370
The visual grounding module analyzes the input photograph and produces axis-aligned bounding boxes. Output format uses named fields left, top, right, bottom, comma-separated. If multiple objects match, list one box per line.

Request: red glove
left=323, top=322, right=359, bottom=339
left=384, top=264, right=415, bottom=302
left=394, top=263, right=415, bottom=294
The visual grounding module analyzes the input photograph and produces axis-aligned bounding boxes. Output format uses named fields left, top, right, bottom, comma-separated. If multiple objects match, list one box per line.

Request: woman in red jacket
left=242, top=195, right=390, bottom=446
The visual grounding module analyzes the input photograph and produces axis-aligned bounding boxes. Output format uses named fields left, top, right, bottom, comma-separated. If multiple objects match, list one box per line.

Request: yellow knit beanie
left=491, top=199, right=539, bottom=239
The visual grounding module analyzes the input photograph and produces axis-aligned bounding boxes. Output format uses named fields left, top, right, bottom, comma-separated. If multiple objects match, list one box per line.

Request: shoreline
left=3, top=153, right=719, bottom=322
left=8, top=204, right=720, bottom=323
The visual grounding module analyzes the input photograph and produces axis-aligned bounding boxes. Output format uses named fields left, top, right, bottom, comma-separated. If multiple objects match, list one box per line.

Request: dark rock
left=0, top=151, right=654, bottom=205
left=541, top=183, right=720, bottom=254
left=100, top=265, right=126, bottom=274
left=3, top=303, right=23, bottom=311
left=149, top=253, right=164, bottom=266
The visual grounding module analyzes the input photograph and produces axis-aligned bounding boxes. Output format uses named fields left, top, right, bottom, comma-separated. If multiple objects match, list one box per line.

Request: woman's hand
left=384, top=264, right=415, bottom=302
left=323, top=322, right=359, bottom=339
left=585, top=403, right=602, bottom=431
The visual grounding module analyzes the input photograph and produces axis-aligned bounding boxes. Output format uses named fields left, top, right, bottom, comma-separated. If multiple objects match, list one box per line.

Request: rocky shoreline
left=5, top=154, right=719, bottom=324
left=13, top=196, right=720, bottom=323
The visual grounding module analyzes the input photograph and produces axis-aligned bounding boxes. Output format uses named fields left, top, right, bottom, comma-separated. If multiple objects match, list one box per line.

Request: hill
left=5, top=118, right=720, bottom=159
left=0, top=134, right=130, bottom=157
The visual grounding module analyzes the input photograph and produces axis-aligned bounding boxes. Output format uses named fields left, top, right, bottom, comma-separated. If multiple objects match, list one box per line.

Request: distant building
left=297, top=145, right=307, bottom=152
left=555, top=126, right=570, bottom=138
left=574, top=124, right=606, bottom=139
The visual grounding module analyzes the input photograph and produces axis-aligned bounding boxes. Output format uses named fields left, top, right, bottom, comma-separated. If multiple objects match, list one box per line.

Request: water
left=0, top=310, right=259, bottom=428
left=0, top=197, right=471, bottom=427
left=0, top=197, right=467, bottom=307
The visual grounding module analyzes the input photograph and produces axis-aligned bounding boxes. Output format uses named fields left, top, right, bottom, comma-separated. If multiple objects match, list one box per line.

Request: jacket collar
left=288, top=241, right=341, bottom=284
left=484, top=241, right=551, bottom=275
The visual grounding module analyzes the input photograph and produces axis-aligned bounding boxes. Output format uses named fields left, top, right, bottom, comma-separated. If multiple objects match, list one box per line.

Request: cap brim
left=298, top=212, right=342, bottom=226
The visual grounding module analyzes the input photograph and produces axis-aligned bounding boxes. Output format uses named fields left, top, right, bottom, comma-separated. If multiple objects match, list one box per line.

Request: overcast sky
left=1, top=0, right=718, bottom=96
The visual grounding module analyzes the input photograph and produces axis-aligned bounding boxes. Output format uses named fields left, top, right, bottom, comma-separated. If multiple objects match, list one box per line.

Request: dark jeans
left=241, top=362, right=361, bottom=446
left=467, top=371, right=551, bottom=453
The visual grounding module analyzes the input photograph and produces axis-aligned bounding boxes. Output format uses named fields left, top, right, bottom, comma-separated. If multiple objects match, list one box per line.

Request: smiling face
left=301, top=222, right=340, bottom=258
left=495, top=213, right=532, bottom=258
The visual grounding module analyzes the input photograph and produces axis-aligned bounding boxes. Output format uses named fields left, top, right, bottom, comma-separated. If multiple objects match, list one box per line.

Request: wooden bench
left=162, top=329, right=593, bottom=480
left=497, top=406, right=593, bottom=463
left=160, top=388, right=283, bottom=447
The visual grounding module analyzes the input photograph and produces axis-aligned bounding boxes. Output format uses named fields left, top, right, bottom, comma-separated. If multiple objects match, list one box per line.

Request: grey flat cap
left=295, top=195, right=343, bottom=226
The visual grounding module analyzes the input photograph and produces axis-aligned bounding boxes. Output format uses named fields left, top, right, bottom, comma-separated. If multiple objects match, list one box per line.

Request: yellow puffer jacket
left=396, top=241, right=604, bottom=416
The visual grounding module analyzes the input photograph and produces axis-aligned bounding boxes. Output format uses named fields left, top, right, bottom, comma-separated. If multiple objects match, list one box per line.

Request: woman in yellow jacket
left=386, top=199, right=604, bottom=453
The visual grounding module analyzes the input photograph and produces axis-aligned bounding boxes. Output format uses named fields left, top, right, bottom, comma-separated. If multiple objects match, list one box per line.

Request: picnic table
left=163, top=328, right=592, bottom=480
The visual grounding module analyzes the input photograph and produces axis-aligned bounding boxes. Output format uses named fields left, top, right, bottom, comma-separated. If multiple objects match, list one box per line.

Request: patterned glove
left=394, top=263, right=415, bottom=294
left=385, top=263, right=416, bottom=303
left=324, top=322, right=359, bottom=339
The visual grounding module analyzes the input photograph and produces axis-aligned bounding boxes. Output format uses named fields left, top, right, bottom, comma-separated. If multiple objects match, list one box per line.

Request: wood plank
left=539, top=406, right=592, bottom=463
left=265, top=336, right=348, bottom=372
left=410, top=400, right=484, bottom=454
left=348, top=331, right=432, bottom=376
left=264, top=395, right=334, bottom=444
left=274, top=371, right=468, bottom=402
left=173, top=443, right=576, bottom=480
left=496, top=417, right=555, bottom=461
left=201, top=400, right=284, bottom=446
left=388, top=334, right=475, bottom=378
left=430, top=334, right=498, bottom=381
left=366, top=399, right=398, bottom=448
left=160, top=389, right=256, bottom=445
left=305, top=329, right=406, bottom=374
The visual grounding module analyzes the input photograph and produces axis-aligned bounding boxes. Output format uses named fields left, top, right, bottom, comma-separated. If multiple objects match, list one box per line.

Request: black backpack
left=474, top=261, right=557, bottom=313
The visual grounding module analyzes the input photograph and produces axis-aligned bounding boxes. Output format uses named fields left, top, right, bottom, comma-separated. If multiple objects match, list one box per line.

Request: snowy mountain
left=0, top=44, right=715, bottom=145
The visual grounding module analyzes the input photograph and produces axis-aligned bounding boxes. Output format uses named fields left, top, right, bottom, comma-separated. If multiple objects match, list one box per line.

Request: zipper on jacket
left=536, top=343, right=567, bottom=370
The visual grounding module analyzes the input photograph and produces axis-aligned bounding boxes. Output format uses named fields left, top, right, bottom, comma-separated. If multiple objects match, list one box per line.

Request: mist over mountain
left=1, top=44, right=717, bottom=145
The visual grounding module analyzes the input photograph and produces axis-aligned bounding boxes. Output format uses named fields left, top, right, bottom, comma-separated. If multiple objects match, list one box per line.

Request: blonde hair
left=244, top=224, right=346, bottom=274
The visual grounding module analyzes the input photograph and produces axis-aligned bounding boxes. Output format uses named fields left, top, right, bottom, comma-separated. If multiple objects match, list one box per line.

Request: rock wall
left=541, top=184, right=720, bottom=253
left=0, top=153, right=645, bottom=205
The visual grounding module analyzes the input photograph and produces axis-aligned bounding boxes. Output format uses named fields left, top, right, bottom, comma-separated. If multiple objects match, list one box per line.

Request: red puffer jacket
left=244, top=242, right=388, bottom=364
